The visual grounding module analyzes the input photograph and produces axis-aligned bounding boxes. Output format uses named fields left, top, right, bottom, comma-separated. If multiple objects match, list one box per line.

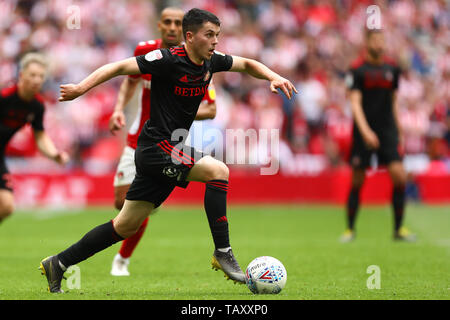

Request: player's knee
left=207, top=162, right=229, bottom=181
left=113, top=214, right=146, bottom=239
left=122, top=228, right=140, bottom=239
left=390, top=168, right=407, bottom=187
left=351, top=176, right=365, bottom=189
left=392, top=176, right=407, bottom=189
left=114, top=220, right=140, bottom=239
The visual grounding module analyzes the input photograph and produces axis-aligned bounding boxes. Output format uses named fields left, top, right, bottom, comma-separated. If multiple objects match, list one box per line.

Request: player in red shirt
left=0, top=53, right=69, bottom=224
left=108, top=7, right=217, bottom=276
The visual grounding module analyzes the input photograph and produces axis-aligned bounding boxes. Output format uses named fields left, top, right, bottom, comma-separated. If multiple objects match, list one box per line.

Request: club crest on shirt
left=145, top=50, right=162, bottom=62
left=163, top=166, right=179, bottom=178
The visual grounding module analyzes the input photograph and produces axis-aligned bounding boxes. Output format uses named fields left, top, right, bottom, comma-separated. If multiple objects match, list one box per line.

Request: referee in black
left=341, top=28, right=416, bottom=243
left=40, top=8, right=297, bottom=293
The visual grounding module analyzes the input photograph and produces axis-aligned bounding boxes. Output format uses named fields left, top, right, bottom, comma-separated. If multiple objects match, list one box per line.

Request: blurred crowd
left=1, top=0, right=449, bottom=176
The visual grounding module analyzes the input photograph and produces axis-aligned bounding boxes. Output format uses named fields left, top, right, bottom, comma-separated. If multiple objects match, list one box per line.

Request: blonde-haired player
left=0, top=53, right=69, bottom=224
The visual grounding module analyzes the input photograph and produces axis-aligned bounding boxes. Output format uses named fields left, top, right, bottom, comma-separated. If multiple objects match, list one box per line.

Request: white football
left=245, top=256, right=287, bottom=294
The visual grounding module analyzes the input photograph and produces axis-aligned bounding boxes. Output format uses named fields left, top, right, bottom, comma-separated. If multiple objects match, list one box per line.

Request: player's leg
left=0, top=189, right=14, bottom=224
left=342, top=136, right=369, bottom=242
left=40, top=199, right=154, bottom=293
left=341, top=168, right=365, bottom=242
left=347, top=168, right=365, bottom=230
left=387, top=160, right=415, bottom=241
left=113, top=185, right=129, bottom=211
left=186, top=155, right=245, bottom=283
left=380, top=133, right=416, bottom=241
left=112, top=200, right=154, bottom=238
left=187, top=155, right=230, bottom=249
left=111, top=147, right=150, bottom=275
left=112, top=185, right=150, bottom=276
left=0, top=162, right=14, bottom=224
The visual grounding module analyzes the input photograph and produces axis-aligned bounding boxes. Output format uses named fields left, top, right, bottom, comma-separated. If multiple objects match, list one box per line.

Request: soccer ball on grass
left=245, top=256, right=287, bottom=294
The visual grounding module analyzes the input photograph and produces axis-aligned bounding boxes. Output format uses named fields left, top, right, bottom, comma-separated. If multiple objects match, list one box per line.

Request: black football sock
left=57, top=220, right=124, bottom=268
left=392, top=186, right=406, bottom=232
left=346, top=187, right=361, bottom=230
left=204, top=180, right=230, bottom=250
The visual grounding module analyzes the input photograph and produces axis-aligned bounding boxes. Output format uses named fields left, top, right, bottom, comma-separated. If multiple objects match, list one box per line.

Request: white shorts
left=403, top=154, right=430, bottom=174
left=113, top=146, right=136, bottom=187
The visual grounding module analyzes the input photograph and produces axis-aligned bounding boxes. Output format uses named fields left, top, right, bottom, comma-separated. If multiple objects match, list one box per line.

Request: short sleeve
left=31, top=103, right=44, bottom=131
left=129, top=42, right=156, bottom=79
left=346, top=68, right=363, bottom=91
left=211, top=51, right=233, bottom=73
left=135, top=49, right=172, bottom=76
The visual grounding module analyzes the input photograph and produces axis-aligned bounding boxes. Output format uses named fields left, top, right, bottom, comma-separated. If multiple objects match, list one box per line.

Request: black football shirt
left=347, top=57, right=401, bottom=133
left=0, top=85, right=44, bottom=154
left=135, top=45, right=233, bottom=145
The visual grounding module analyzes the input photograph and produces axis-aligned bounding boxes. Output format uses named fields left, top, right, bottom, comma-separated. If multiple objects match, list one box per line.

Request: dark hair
left=182, top=8, right=220, bottom=39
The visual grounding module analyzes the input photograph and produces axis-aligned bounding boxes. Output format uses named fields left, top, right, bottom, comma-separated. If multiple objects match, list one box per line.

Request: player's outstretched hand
left=54, top=151, right=70, bottom=165
left=59, top=84, right=82, bottom=102
left=270, top=77, right=298, bottom=100
left=109, top=110, right=126, bottom=135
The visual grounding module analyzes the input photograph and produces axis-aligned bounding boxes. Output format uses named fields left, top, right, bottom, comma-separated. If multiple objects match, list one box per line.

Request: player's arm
left=195, top=100, right=216, bottom=120
left=195, top=83, right=217, bottom=120
left=229, top=56, right=297, bottom=99
left=33, top=130, right=69, bottom=165
left=349, top=89, right=380, bottom=150
left=392, top=91, right=403, bottom=137
left=59, top=57, right=141, bottom=102
left=109, top=76, right=141, bottom=135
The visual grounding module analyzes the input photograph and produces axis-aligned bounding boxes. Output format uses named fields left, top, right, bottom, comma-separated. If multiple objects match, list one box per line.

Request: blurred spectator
left=0, top=0, right=448, bottom=175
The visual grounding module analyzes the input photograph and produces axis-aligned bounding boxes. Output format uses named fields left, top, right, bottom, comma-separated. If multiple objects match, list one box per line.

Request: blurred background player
left=342, top=29, right=416, bottom=242
left=0, top=52, right=69, bottom=224
left=108, top=7, right=217, bottom=276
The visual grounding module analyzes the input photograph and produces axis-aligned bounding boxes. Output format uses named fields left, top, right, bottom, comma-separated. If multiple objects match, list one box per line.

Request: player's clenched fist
left=53, top=151, right=70, bottom=165
left=59, top=84, right=82, bottom=101
left=270, top=76, right=298, bottom=100
left=109, top=110, right=126, bottom=135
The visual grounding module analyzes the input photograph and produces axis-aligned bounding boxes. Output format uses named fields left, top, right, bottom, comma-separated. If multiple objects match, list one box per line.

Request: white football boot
left=110, top=253, right=130, bottom=276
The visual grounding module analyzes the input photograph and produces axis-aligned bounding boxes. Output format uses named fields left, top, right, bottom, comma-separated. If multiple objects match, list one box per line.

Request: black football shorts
left=350, top=128, right=401, bottom=169
left=126, top=139, right=204, bottom=208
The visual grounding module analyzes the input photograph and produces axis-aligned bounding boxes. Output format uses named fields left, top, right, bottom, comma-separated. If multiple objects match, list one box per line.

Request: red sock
left=118, top=217, right=149, bottom=259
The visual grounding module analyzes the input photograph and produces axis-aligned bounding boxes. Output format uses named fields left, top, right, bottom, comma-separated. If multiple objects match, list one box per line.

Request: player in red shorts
left=108, top=7, right=217, bottom=276
left=0, top=53, right=69, bottom=224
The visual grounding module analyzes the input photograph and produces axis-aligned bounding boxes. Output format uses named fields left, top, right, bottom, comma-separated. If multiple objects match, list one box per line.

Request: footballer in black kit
left=341, top=29, right=416, bottom=243
left=0, top=85, right=45, bottom=191
left=40, top=8, right=297, bottom=293
left=127, top=46, right=232, bottom=207
left=0, top=53, right=68, bottom=224
left=348, top=49, right=401, bottom=169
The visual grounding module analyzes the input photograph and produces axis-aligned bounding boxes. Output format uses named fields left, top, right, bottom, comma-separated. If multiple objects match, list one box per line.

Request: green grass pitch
left=0, top=204, right=448, bottom=300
